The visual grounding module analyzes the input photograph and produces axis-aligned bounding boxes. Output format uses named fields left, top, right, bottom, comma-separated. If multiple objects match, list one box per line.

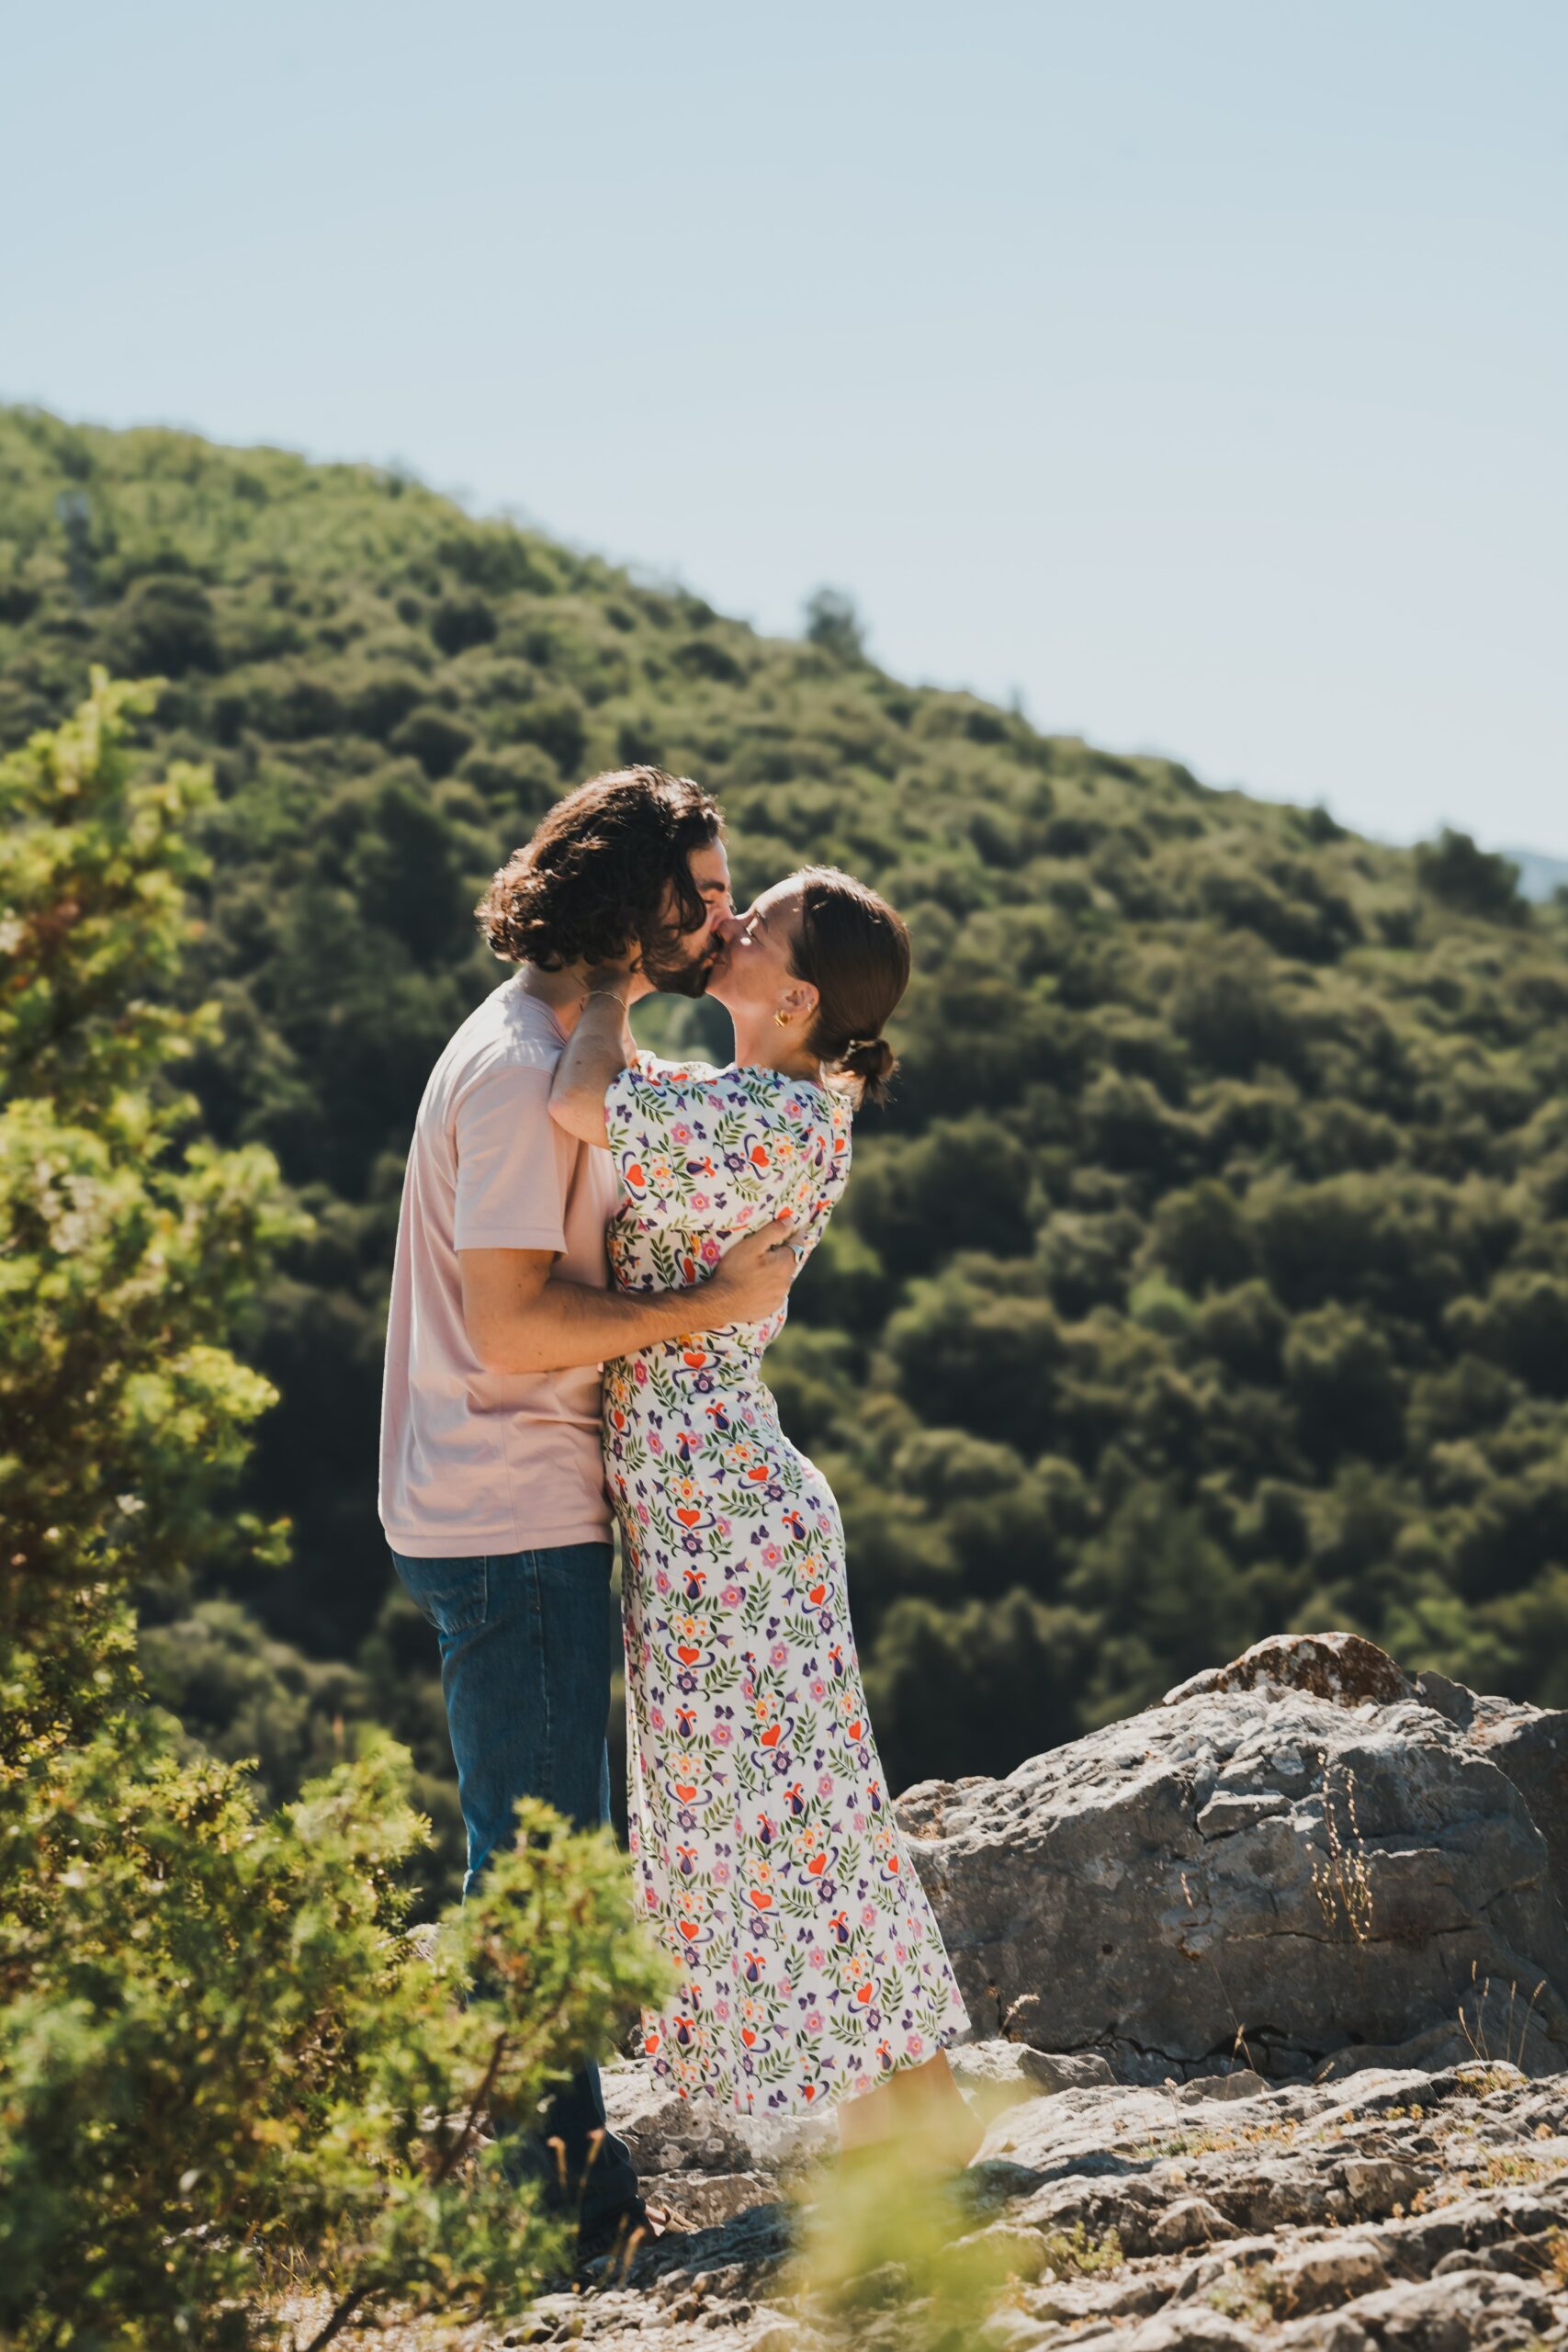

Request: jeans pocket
left=390, top=1553, right=490, bottom=1638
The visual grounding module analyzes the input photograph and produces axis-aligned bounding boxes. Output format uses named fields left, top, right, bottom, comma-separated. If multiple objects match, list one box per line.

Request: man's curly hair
left=476, top=765, right=722, bottom=969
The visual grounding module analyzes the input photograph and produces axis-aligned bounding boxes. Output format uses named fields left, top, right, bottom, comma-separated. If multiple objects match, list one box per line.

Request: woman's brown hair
left=786, top=865, right=911, bottom=1107
left=476, top=765, right=720, bottom=970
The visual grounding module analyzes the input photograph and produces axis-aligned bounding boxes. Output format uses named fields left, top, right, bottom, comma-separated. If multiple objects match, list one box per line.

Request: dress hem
left=649, top=2016, right=970, bottom=2122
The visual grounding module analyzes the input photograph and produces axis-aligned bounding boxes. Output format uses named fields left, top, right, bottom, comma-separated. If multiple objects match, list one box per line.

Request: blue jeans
left=389, top=1542, right=639, bottom=2229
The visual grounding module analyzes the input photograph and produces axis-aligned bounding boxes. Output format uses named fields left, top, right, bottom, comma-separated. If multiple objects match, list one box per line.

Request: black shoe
left=575, top=2196, right=683, bottom=2280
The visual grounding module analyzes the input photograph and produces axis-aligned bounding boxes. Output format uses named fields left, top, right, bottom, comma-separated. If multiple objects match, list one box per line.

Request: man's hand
left=704, top=1216, right=798, bottom=1326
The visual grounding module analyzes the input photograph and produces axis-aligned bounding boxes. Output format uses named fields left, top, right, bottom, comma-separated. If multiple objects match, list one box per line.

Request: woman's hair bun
left=835, top=1035, right=897, bottom=1104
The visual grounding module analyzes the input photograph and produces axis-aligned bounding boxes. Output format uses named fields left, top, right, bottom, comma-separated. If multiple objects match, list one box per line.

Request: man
left=378, top=765, right=795, bottom=2265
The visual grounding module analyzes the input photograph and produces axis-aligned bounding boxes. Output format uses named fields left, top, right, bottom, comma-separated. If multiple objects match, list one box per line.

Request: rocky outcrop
left=349, top=1634, right=1568, bottom=2348
left=509, top=2055, right=1568, bottom=2347
left=896, top=1633, right=1568, bottom=2084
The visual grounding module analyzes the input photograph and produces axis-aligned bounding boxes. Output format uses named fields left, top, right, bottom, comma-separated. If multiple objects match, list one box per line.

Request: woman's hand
left=582, top=952, right=650, bottom=1009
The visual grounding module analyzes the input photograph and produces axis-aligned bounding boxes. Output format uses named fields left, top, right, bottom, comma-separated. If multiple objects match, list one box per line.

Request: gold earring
left=773, top=1009, right=790, bottom=1028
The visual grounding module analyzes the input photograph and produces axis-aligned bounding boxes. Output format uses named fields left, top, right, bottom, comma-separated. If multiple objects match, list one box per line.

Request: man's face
left=641, top=837, right=733, bottom=997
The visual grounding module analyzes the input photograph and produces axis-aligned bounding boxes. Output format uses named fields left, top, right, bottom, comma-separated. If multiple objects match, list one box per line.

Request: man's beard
left=641, top=938, right=716, bottom=998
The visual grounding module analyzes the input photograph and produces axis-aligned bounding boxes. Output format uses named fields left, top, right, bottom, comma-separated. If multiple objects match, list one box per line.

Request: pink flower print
left=700, top=1237, right=722, bottom=1263
left=906, top=2033, right=924, bottom=2058
left=691, top=1192, right=711, bottom=1212
left=818, top=1775, right=833, bottom=1797
left=805, top=2010, right=823, bottom=2032
left=770, top=1644, right=788, bottom=1667
left=896, top=1943, right=908, bottom=1962
left=671, top=1122, right=693, bottom=1146
left=861, top=1905, right=876, bottom=1928
left=715, top=1516, right=733, bottom=1540
left=761, top=1544, right=783, bottom=1568
left=649, top=1708, right=665, bottom=1731
left=634, top=1361, right=649, bottom=1385
left=649, top=1431, right=663, bottom=1453
left=714, top=1861, right=731, bottom=1884
left=655, top=1570, right=671, bottom=1594
left=712, top=1724, right=733, bottom=1747
left=808, top=1947, right=828, bottom=1971
left=636, top=1502, right=649, bottom=1525
left=810, top=1679, right=827, bottom=1702
left=721, top=1584, right=743, bottom=1608
left=715, top=1999, right=729, bottom=2021
left=853, top=1811, right=866, bottom=1831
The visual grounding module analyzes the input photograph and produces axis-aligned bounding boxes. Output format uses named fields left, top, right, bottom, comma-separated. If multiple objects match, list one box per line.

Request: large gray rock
left=896, top=1632, right=1568, bottom=2082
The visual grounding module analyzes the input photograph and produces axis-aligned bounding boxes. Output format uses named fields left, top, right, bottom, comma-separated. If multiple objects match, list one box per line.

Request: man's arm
left=460, top=1221, right=796, bottom=1375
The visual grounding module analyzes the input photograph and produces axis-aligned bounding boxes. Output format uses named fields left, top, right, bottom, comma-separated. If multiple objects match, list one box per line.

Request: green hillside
left=5, top=403, right=1567, bottom=1890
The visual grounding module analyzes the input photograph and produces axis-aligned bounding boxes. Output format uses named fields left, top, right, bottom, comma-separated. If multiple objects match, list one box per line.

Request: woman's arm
left=548, top=973, right=637, bottom=1148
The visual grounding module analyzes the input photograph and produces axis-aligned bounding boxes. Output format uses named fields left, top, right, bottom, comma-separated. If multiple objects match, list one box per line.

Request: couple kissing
left=378, top=764, right=974, bottom=2269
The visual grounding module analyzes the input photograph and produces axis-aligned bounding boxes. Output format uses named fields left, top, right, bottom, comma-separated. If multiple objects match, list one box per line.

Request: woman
left=548, top=864, right=976, bottom=2165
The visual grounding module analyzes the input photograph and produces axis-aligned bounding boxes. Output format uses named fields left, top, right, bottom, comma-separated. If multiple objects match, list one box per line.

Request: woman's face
left=707, top=877, right=817, bottom=1029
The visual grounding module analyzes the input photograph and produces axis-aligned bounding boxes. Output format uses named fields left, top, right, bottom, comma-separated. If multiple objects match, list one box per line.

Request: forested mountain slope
left=5, top=403, right=1567, bottom=1867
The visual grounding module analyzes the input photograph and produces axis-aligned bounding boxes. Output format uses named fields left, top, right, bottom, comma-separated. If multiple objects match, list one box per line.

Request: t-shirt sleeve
left=453, top=1058, right=572, bottom=1252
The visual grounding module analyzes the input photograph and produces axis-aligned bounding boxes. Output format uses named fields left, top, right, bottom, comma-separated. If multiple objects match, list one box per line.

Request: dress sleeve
left=604, top=1059, right=846, bottom=1238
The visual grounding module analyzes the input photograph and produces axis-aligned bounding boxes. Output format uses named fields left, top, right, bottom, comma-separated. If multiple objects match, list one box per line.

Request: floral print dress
left=601, top=1054, right=970, bottom=2116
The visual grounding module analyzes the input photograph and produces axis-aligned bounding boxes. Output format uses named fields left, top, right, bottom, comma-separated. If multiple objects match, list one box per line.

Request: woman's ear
left=780, top=978, right=818, bottom=1025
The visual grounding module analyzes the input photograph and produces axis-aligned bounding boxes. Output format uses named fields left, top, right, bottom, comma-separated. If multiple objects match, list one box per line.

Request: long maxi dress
left=600, top=1053, right=970, bottom=2116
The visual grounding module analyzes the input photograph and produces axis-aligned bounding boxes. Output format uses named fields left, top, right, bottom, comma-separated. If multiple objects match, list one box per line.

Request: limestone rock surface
left=896, top=1632, right=1568, bottom=2083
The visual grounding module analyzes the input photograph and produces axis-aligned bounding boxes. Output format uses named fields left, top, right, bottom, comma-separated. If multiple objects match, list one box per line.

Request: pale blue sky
left=4, top=2, right=1563, bottom=853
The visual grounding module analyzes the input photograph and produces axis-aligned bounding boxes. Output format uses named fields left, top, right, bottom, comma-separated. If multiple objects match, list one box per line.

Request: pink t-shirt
left=378, top=976, right=619, bottom=1558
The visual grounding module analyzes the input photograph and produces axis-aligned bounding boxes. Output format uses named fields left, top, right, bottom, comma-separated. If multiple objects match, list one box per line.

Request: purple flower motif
left=677, top=1671, right=697, bottom=1695
left=682, top=1533, right=702, bottom=1555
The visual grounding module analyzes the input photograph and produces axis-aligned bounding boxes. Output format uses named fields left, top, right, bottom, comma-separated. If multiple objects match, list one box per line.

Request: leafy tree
left=0, top=680, right=665, bottom=2349
left=802, top=584, right=867, bottom=661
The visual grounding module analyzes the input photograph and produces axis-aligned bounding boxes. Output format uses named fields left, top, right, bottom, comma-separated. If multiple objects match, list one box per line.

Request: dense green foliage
left=0, top=678, right=665, bottom=2346
left=5, top=407, right=1568, bottom=1886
